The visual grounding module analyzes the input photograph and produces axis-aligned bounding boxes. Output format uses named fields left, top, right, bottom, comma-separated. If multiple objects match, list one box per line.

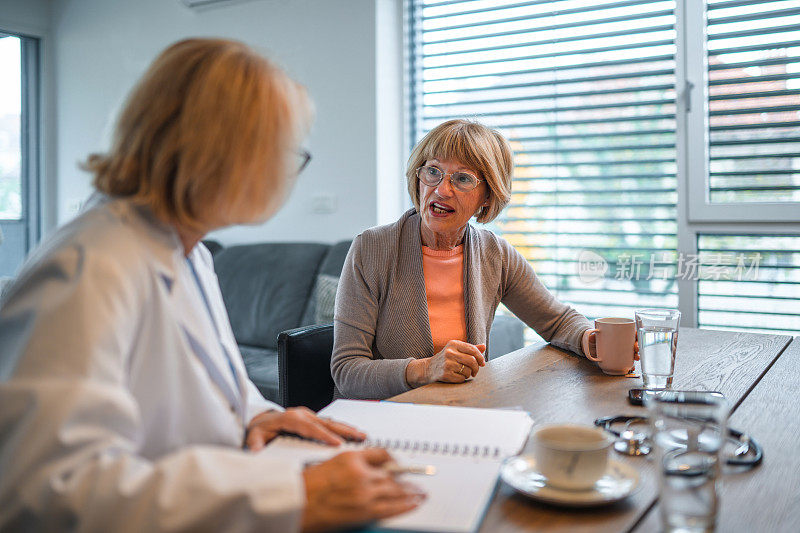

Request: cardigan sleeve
left=497, top=238, right=592, bottom=356
left=330, top=235, right=414, bottom=400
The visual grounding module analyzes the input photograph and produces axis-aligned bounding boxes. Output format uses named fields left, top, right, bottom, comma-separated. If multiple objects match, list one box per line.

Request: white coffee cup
left=532, top=424, right=614, bottom=490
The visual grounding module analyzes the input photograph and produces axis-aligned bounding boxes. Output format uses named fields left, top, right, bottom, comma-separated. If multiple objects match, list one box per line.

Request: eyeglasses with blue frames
left=416, top=165, right=482, bottom=192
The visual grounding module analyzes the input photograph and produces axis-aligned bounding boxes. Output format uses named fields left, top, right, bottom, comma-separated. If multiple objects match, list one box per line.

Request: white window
left=686, top=0, right=800, bottom=222
left=409, top=0, right=800, bottom=334
left=0, top=32, right=40, bottom=278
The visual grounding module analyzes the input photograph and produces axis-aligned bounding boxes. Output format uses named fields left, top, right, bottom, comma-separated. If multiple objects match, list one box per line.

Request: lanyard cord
left=185, top=257, right=241, bottom=396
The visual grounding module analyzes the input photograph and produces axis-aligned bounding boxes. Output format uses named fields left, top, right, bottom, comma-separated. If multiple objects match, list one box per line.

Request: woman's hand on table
left=302, top=448, right=425, bottom=532
left=245, top=407, right=366, bottom=451
left=405, top=340, right=486, bottom=387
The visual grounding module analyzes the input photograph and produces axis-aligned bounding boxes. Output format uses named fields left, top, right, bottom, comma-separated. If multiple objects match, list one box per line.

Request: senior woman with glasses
left=0, top=39, right=423, bottom=532
left=332, top=119, right=633, bottom=400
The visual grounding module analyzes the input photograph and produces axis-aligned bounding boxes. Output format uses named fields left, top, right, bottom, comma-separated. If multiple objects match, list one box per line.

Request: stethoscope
left=593, top=414, right=764, bottom=469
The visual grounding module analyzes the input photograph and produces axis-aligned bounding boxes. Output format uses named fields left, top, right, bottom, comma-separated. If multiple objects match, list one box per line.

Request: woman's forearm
left=404, top=358, right=430, bottom=388
left=331, top=353, right=415, bottom=400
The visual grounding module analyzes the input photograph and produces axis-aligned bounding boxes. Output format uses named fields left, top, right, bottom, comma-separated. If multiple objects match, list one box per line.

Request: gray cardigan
left=331, top=209, right=592, bottom=400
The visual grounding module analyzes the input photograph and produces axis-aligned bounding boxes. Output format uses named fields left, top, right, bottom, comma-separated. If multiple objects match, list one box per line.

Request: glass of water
left=646, top=391, right=728, bottom=533
left=635, top=309, right=680, bottom=389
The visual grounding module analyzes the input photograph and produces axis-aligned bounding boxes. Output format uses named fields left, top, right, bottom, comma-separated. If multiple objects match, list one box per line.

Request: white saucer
left=500, top=455, right=640, bottom=507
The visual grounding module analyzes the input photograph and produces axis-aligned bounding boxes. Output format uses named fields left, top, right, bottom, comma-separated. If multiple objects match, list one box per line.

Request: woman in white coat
left=0, top=39, right=422, bottom=532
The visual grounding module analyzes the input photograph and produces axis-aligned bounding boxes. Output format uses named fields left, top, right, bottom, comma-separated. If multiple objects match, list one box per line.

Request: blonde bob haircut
left=405, top=119, right=513, bottom=224
left=84, top=38, right=313, bottom=232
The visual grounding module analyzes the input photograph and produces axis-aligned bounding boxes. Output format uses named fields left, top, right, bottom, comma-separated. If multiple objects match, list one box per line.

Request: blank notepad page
left=265, top=400, right=533, bottom=533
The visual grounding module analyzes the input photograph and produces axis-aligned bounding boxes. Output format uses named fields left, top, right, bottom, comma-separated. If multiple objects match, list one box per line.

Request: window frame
left=684, top=0, right=800, bottom=223
left=22, top=34, right=41, bottom=249
left=679, top=0, right=800, bottom=328
left=0, top=27, right=42, bottom=274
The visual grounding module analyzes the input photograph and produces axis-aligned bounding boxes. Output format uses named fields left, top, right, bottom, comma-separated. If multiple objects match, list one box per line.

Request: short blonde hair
left=84, top=38, right=313, bottom=232
left=406, top=119, right=513, bottom=223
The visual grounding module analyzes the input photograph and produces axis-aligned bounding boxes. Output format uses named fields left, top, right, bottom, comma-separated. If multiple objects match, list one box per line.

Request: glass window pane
left=0, top=35, right=22, bottom=220
left=706, top=0, right=800, bottom=204
left=697, top=234, right=800, bottom=335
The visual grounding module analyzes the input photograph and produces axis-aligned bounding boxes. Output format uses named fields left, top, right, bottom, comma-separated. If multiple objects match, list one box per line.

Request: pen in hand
left=383, top=461, right=437, bottom=476
left=304, top=459, right=436, bottom=476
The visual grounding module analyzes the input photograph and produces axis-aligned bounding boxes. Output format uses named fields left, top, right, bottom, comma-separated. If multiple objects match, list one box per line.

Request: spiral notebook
left=265, top=400, right=533, bottom=533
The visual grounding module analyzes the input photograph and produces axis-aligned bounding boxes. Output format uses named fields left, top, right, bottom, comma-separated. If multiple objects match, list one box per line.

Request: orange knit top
left=421, top=245, right=467, bottom=354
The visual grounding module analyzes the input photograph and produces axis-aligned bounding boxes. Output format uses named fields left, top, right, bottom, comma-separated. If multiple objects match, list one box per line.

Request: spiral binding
left=362, top=438, right=501, bottom=458
left=278, top=434, right=502, bottom=459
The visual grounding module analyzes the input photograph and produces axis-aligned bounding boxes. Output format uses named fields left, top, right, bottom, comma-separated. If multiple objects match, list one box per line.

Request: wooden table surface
left=389, top=328, right=796, bottom=532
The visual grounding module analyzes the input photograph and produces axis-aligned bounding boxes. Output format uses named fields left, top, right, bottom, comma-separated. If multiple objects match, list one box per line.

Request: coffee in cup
left=532, top=424, right=614, bottom=490
left=585, top=317, right=636, bottom=375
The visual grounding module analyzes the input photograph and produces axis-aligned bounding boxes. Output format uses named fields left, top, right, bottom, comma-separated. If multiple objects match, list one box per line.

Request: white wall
left=376, top=0, right=407, bottom=225
left=50, top=0, right=406, bottom=244
left=0, top=0, right=50, bottom=37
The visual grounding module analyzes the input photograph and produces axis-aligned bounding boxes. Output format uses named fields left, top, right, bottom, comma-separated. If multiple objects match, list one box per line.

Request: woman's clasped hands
left=405, top=340, right=486, bottom=387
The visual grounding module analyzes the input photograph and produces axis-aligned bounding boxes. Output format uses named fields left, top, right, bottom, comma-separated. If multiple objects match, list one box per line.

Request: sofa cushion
left=313, top=274, right=339, bottom=324
left=214, top=243, right=330, bottom=350
left=239, top=345, right=279, bottom=403
left=318, top=241, right=352, bottom=277
left=300, top=240, right=352, bottom=325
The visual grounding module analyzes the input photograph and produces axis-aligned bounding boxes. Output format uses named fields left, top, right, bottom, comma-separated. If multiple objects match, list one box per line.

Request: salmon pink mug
left=585, top=317, right=636, bottom=375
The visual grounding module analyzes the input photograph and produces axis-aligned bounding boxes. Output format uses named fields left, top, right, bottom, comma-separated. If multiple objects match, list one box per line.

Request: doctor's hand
left=245, top=407, right=366, bottom=451
left=405, top=340, right=486, bottom=387
left=302, top=448, right=425, bottom=532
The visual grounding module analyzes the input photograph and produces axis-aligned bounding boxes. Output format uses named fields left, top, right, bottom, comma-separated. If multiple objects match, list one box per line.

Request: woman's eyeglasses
left=416, top=165, right=482, bottom=192
left=296, top=149, right=311, bottom=175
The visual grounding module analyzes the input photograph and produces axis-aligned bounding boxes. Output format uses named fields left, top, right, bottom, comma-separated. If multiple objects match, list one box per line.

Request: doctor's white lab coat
left=0, top=196, right=305, bottom=532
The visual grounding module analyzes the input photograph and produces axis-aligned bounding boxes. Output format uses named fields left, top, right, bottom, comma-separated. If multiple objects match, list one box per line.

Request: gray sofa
left=209, top=240, right=351, bottom=403
left=208, top=239, right=525, bottom=404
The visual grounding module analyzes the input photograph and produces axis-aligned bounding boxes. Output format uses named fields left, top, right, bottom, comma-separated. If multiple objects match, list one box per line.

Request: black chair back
left=277, top=323, right=335, bottom=411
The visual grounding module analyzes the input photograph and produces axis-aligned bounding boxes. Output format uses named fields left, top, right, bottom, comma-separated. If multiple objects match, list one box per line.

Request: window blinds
left=410, top=0, right=679, bottom=319
left=698, top=234, right=800, bottom=334
left=707, top=0, right=800, bottom=203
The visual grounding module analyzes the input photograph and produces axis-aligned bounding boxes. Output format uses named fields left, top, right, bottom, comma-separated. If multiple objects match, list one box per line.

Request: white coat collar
left=99, top=194, right=247, bottom=421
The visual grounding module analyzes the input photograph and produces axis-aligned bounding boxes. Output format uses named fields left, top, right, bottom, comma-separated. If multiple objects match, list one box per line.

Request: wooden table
left=390, top=328, right=797, bottom=532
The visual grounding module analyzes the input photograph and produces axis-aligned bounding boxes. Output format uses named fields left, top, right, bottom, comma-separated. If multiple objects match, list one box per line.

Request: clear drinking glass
left=635, top=309, right=680, bottom=389
left=646, top=391, right=729, bottom=533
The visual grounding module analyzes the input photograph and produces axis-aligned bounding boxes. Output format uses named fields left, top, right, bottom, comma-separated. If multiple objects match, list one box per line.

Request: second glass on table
left=635, top=309, right=680, bottom=390
left=646, top=390, right=729, bottom=533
